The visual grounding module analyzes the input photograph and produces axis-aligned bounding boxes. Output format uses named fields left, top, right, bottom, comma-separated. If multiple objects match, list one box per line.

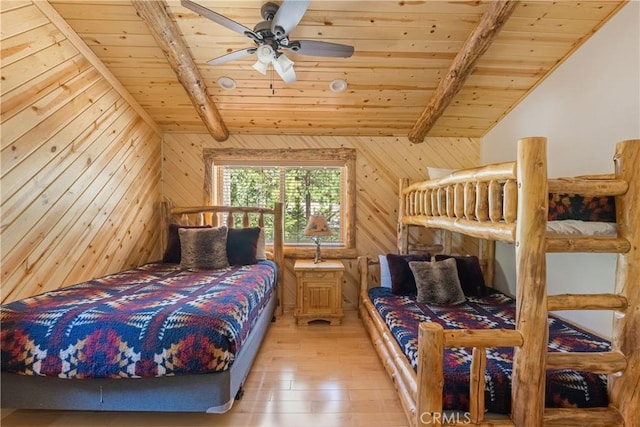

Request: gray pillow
left=409, top=258, right=465, bottom=305
left=179, top=226, right=229, bottom=269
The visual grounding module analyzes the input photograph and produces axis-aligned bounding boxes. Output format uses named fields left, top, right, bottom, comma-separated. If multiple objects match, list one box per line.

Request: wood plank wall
left=0, top=1, right=163, bottom=304
left=162, top=134, right=480, bottom=311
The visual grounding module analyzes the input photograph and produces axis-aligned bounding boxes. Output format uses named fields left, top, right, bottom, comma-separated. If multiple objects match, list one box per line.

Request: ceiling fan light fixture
left=216, top=76, right=237, bottom=90
left=329, top=79, right=348, bottom=93
left=256, top=45, right=275, bottom=62
left=252, top=59, right=269, bottom=75
left=273, top=56, right=297, bottom=83
left=275, top=53, right=294, bottom=73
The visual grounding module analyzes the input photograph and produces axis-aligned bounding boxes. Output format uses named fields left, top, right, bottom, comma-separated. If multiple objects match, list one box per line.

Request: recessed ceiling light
left=329, top=79, right=348, bottom=93
left=217, top=76, right=236, bottom=90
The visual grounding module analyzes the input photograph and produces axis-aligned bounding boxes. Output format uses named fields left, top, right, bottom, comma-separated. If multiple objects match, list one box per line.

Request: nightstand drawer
left=302, top=271, right=337, bottom=280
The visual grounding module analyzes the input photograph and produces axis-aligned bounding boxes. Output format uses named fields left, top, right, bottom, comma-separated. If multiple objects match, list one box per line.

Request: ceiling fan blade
left=294, top=40, right=354, bottom=58
left=181, top=0, right=259, bottom=39
left=207, top=48, right=256, bottom=65
left=271, top=0, right=311, bottom=38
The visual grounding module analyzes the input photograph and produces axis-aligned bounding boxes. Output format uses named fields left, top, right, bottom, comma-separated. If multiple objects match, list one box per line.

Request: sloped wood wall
left=1, top=1, right=163, bottom=304
left=163, top=134, right=480, bottom=311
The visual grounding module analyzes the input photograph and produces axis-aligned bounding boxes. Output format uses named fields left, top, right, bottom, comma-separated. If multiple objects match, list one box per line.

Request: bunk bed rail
left=417, top=323, right=523, bottom=425
left=401, top=162, right=518, bottom=243
left=401, top=150, right=631, bottom=252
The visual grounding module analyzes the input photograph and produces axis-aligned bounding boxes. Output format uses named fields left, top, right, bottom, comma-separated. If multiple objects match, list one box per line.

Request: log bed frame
left=358, top=137, right=639, bottom=427
left=1, top=202, right=284, bottom=413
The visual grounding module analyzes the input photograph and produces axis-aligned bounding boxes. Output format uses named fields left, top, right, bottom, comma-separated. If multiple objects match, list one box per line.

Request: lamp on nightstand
left=304, top=215, right=332, bottom=263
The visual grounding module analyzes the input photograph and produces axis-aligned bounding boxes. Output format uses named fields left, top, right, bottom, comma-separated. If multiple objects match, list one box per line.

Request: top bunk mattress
left=547, top=193, right=617, bottom=236
left=367, top=287, right=609, bottom=414
left=1, top=261, right=277, bottom=379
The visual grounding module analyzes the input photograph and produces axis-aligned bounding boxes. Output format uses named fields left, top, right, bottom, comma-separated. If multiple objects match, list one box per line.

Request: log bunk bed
left=1, top=202, right=284, bottom=413
left=358, top=137, right=639, bottom=427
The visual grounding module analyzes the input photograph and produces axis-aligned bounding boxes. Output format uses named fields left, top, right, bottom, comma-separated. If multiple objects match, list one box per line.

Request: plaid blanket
left=1, top=261, right=276, bottom=379
left=368, top=287, right=609, bottom=414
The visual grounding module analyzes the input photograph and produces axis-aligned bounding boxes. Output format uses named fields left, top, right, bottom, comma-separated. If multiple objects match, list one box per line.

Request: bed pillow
left=409, top=258, right=465, bottom=305
left=378, top=255, right=392, bottom=288
left=256, top=228, right=267, bottom=260
left=227, top=227, right=261, bottom=265
left=163, top=223, right=211, bottom=263
left=434, top=254, right=486, bottom=297
left=179, top=226, right=229, bottom=269
left=386, top=253, right=431, bottom=295
left=427, top=167, right=453, bottom=180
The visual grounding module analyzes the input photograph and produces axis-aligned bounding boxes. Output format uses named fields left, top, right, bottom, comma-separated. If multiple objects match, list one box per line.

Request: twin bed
left=359, top=137, right=639, bottom=426
left=1, top=203, right=284, bottom=413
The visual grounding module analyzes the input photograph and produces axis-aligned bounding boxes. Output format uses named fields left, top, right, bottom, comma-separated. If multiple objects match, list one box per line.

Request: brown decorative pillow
left=386, top=253, right=431, bottom=295
left=434, top=254, right=487, bottom=297
left=409, top=258, right=465, bottom=305
left=227, top=227, right=261, bottom=265
left=179, top=226, right=229, bottom=269
left=163, top=223, right=211, bottom=263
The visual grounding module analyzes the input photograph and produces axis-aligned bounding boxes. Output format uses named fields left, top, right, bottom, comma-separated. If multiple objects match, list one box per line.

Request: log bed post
left=416, top=322, right=444, bottom=426
left=398, top=178, right=410, bottom=254
left=511, top=137, right=548, bottom=426
left=273, top=202, right=285, bottom=316
left=479, top=239, right=496, bottom=286
left=609, top=139, right=640, bottom=424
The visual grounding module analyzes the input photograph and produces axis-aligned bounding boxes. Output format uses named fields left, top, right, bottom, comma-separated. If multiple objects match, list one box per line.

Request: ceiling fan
left=180, top=0, right=355, bottom=83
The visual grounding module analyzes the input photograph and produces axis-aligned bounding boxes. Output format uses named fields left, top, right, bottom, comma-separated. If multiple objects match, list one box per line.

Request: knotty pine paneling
left=0, top=1, right=163, bottom=304
left=162, top=134, right=480, bottom=311
left=48, top=0, right=624, bottom=138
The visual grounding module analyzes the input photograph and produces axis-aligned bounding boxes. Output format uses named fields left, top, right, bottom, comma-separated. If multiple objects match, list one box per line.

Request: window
left=220, top=166, right=342, bottom=244
left=203, top=148, right=356, bottom=255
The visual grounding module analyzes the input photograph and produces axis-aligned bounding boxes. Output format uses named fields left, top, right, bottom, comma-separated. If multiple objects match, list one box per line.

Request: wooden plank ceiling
left=49, top=0, right=624, bottom=139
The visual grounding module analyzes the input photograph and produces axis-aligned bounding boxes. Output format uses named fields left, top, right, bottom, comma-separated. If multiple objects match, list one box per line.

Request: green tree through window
left=204, top=148, right=356, bottom=252
left=222, top=166, right=342, bottom=244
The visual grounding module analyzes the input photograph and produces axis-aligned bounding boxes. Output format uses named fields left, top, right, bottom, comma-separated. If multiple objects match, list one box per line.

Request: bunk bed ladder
left=541, top=139, right=640, bottom=427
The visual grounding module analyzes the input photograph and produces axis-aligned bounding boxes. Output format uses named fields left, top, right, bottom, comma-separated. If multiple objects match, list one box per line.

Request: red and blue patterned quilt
left=368, top=287, right=609, bottom=414
left=1, top=261, right=277, bottom=379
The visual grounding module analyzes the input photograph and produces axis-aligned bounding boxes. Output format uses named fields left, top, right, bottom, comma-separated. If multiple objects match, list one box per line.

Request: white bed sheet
left=547, top=220, right=617, bottom=236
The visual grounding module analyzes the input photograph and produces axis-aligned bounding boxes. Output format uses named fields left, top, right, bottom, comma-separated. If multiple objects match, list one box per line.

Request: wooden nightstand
left=294, top=259, right=344, bottom=325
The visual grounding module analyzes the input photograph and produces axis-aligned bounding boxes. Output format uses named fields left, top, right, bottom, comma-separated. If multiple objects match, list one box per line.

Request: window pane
left=284, top=167, right=341, bottom=244
left=218, top=165, right=343, bottom=245
left=225, top=167, right=280, bottom=208
left=223, top=167, right=279, bottom=241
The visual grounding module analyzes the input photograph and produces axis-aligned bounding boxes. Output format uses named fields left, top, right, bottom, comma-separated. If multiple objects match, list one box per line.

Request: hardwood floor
left=1, top=312, right=409, bottom=427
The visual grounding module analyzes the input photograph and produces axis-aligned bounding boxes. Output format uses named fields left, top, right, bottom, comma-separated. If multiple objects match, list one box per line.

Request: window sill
left=282, top=246, right=357, bottom=260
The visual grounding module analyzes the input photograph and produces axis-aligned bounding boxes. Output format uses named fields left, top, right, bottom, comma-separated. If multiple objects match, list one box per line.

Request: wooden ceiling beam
left=408, top=0, right=519, bottom=143
left=132, top=0, right=229, bottom=141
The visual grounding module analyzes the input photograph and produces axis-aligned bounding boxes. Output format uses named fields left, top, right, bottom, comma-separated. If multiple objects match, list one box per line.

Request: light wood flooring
left=1, top=312, right=409, bottom=427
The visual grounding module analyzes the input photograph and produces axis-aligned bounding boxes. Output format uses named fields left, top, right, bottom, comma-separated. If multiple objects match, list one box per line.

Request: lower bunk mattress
left=1, top=261, right=277, bottom=379
left=368, top=287, right=609, bottom=414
